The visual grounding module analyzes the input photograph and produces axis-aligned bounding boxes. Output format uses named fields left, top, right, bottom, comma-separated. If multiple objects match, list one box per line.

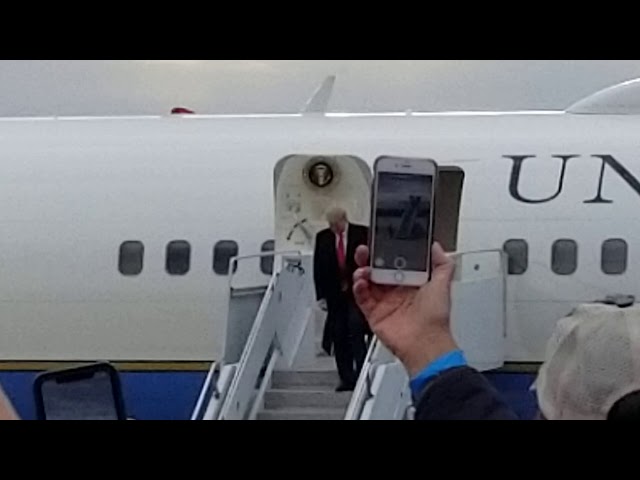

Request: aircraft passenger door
left=433, top=167, right=464, bottom=252
left=433, top=166, right=505, bottom=370
left=273, top=155, right=372, bottom=254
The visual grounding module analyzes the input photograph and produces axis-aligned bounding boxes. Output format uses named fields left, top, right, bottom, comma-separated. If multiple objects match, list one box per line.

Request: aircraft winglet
left=302, top=75, right=335, bottom=114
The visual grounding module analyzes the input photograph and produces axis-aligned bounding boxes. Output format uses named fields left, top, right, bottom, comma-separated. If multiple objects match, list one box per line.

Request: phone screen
left=372, top=172, right=433, bottom=272
left=39, top=369, right=121, bottom=420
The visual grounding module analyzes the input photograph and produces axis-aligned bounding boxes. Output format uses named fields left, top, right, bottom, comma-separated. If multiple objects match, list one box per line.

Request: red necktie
left=337, top=232, right=346, bottom=270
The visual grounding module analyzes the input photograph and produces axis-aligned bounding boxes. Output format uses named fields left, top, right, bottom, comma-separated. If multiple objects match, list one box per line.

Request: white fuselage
left=0, top=111, right=637, bottom=362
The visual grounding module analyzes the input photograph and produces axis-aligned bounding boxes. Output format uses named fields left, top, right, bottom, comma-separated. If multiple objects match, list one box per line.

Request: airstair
left=191, top=248, right=508, bottom=420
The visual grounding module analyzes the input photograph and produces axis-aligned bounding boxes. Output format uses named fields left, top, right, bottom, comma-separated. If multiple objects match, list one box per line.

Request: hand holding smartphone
left=369, top=156, right=437, bottom=287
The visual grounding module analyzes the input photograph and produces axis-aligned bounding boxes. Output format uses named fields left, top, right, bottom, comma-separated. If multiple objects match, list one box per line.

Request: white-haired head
left=326, top=206, right=348, bottom=234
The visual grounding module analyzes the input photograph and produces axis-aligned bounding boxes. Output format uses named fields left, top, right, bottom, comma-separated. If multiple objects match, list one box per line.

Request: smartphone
left=370, top=156, right=438, bottom=286
left=33, top=362, right=126, bottom=420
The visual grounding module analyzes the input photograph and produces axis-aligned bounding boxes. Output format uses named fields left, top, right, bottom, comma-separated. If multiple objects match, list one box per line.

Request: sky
left=1, top=60, right=640, bottom=116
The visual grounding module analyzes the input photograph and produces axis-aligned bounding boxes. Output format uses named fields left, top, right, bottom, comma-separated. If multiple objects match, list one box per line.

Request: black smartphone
left=33, top=362, right=127, bottom=420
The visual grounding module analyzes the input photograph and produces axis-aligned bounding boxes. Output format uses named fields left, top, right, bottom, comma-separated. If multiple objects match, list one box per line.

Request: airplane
left=0, top=75, right=639, bottom=419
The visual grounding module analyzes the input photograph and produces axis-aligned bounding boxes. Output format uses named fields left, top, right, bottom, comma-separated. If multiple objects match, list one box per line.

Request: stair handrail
left=217, top=253, right=314, bottom=420
left=191, top=249, right=307, bottom=421
left=344, top=336, right=379, bottom=420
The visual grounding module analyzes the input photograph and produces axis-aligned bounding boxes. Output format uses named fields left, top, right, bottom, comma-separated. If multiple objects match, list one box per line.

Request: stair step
left=264, top=389, right=352, bottom=409
left=272, top=370, right=338, bottom=389
left=271, top=383, right=336, bottom=392
left=257, top=407, right=345, bottom=421
left=306, top=355, right=336, bottom=370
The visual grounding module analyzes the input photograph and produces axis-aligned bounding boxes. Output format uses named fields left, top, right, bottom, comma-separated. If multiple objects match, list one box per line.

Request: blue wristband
left=409, top=350, right=467, bottom=397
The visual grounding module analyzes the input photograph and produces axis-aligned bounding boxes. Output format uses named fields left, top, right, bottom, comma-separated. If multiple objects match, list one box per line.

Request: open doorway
left=273, top=154, right=372, bottom=253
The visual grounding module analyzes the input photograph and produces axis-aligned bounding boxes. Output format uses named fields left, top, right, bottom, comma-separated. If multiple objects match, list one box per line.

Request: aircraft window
left=119, top=241, right=144, bottom=276
left=213, top=241, right=239, bottom=275
left=503, top=239, right=528, bottom=275
left=552, top=239, right=578, bottom=275
left=166, top=240, right=191, bottom=275
left=601, top=239, right=627, bottom=275
left=260, top=240, right=275, bottom=275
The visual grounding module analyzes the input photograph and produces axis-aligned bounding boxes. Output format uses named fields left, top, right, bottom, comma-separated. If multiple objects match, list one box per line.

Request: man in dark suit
left=313, top=206, right=370, bottom=391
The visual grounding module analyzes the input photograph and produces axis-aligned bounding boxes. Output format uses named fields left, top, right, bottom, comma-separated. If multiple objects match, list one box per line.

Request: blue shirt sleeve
left=409, top=350, right=467, bottom=397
